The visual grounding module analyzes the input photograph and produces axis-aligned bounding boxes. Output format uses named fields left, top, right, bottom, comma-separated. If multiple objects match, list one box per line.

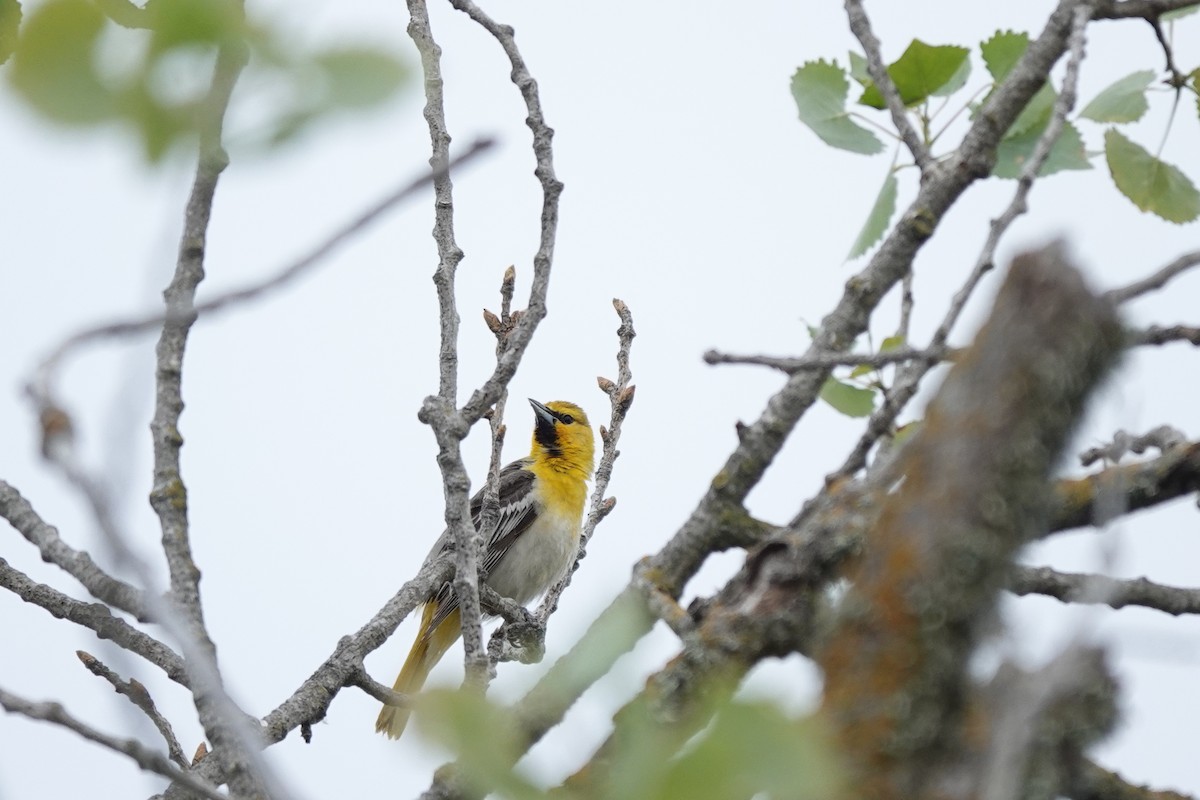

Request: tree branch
left=0, top=480, right=149, bottom=620
left=1105, top=249, right=1200, bottom=303
left=818, top=244, right=1123, bottom=800
left=844, top=0, right=934, bottom=172
left=1010, top=565, right=1200, bottom=615
left=0, top=557, right=189, bottom=686
left=0, top=685, right=225, bottom=800
left=1069, top=759, right=1195, bottom=800
left=76, top=650, right=188, bottom=768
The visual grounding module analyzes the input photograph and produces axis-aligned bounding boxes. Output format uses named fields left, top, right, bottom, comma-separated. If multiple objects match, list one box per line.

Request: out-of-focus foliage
left=3, top=0, right=407, bottom=161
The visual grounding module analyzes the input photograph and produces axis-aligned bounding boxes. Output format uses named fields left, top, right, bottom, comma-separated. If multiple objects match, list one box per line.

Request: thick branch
left=818, top=245, right=1123, bottom=800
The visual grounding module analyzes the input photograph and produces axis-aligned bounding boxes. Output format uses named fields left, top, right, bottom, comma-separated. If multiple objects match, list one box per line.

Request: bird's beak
left=529, top=398, right=556, bottom=426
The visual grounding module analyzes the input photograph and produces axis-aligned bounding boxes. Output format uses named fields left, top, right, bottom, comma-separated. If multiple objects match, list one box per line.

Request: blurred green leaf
left=849, top=363, right=873, bottom=379
left=847, top=50, right=870, bottom=86
left=881, top=334, right=905, bottom=351
left=1105, top=128, right=1200, bottom=223
left=658, top=702, right=841, bottom=800
left=993, top=120, right=1090, bottom=178
left=316, top=47, right=408, bottom=109
left=1163, top=3, right=1200, bottom=20
left=9, top=0, right=115, bottom=123
left=791, top=60, right=884, bottom=155
left=847, top=172, right=897, bottom=259
left=0, top=0, right=20, bottom=65
left=859, top=40, right=969, bottom=108
left=821, top=378, right=876, bottom=417
left=144, top=0, right=244, bottom=51
left=893, top=419, right=923, bottom=447
left=416, top=690, right=544, bottom=800
left=981, top=30, right=1030, bottom=82
left=1080, top=70, right=1155, bottom=123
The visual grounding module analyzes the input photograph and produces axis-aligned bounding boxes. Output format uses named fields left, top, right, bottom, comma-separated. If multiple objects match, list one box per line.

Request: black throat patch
left=534, top=415, right=561, bottom=457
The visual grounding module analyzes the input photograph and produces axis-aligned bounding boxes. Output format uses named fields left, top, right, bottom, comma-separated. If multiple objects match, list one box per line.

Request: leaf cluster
left=1, top=0, right=408, bottom=160
left=791, top=23, right=1200, bottom=259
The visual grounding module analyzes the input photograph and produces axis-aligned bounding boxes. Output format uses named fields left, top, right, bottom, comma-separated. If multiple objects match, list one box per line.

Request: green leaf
left=8, top=0, right=115, bottom=123
left=849, top=363, right=873, bottom=379
left=932, top=54, right=971, bottom=97
left=848, top=50, right=870, bottom=86
left=791, top=60, right=884, bottom=155
left=315, top=47, right=408, bottom=109
left=415, top=690, right=543, bottom=800
left=1080, top=70, right=1155, bottom=123
left=859, top=39, right=970, bottom=108
left=993, top=120, right=1091, bottom=178
left=1007, top=82, right=1056, bottom=136
left=1163, top=3, right=1200, bottom=20
left=981, top=30, right=1030, bottom=83
left=847, top=172, right=897, bottom=259
left=1105, top=128, right=1200, bottom=223
left=656, top=703, right=841, bottom=800
left=881, top=334, right=905, bottom=351
left=0, top=0, right=20, bottom=65
left=821, top=378, right=876, bottom=417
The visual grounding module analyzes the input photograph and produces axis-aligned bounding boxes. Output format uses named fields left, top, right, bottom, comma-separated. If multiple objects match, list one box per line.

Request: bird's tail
left=375, top=603, right=462, bottom=739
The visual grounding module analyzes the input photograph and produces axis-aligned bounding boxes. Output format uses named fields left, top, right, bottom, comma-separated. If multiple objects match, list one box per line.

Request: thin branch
left=448, top=0, right=563, bottom=427
left=0, top=685, right=226, bottom=800
left=76, top=650, right=188, bottom=768
left=703, top=345, right=951, bottom=373
left=25, top=139, right=495, bottom=411
left=1080, top=425, right=1187, bottom=466
left=0, top=557, right=189, bottom=686
left=1010, top=565, right=1200, bottom=615
left=406, top=0, right=488, bottom=690
left=0, top=480, right=149, bottom=620
left=534, top=298, right=636, bottom=626
left=1105, top=249, right=1200, bottom=303
left=1129, top=324, right=1200, bottom=346
left=1095, top=0, right=1200, bottom=20
left=844, top=0, right=934, bottom=172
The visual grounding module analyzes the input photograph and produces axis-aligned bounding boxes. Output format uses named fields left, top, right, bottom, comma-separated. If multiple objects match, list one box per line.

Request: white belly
left=486, top=508, right=580, bottom=604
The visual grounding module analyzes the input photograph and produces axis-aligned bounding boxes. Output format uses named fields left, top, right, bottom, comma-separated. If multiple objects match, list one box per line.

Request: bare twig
left=0, top=480, right=149, bottom=620
left=703, top=345, right=952, bottom=373
left=448, top=0, right=563, bottom=427
left=535, top=298, right=636, bottom=625
left=1011, top=565, right=1200, bottom=615
left=844, top=0, right=934, bottom=172
left=1129, top=324, right=1200, bottom=346
left=0, top=557, right=188, bottom=686
left=76, top=650, right=188, bottom=768
left=1105, top=250, right=1200, bottom=303
left=0, top=685, right=226, bottom=800
left=26, top=139, right=494, bottom=417
left=1080, top=425, right=1187, bottom=465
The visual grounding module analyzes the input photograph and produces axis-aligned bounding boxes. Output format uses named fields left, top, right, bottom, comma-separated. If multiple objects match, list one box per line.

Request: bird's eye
left=560, top=414, right=574, bottom=425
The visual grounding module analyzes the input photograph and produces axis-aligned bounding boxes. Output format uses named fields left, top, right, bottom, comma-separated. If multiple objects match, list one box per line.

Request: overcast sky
left=3, top=1, right=1200, bottom=797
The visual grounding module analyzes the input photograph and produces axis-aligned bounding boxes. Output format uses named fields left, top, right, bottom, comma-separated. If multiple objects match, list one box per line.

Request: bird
left=374, top=398, right=595, bottom=739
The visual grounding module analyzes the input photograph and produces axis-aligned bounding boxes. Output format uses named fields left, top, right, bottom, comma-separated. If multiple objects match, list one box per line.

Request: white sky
left=2, top=1, right=1200, bottom=797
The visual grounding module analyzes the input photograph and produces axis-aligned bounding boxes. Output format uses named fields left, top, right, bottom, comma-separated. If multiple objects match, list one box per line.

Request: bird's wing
left=421, top=459, right=539, bottom=640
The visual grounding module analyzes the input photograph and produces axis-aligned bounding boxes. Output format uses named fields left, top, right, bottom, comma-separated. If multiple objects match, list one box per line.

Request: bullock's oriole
left=375, top=398, right=595, bottom=739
